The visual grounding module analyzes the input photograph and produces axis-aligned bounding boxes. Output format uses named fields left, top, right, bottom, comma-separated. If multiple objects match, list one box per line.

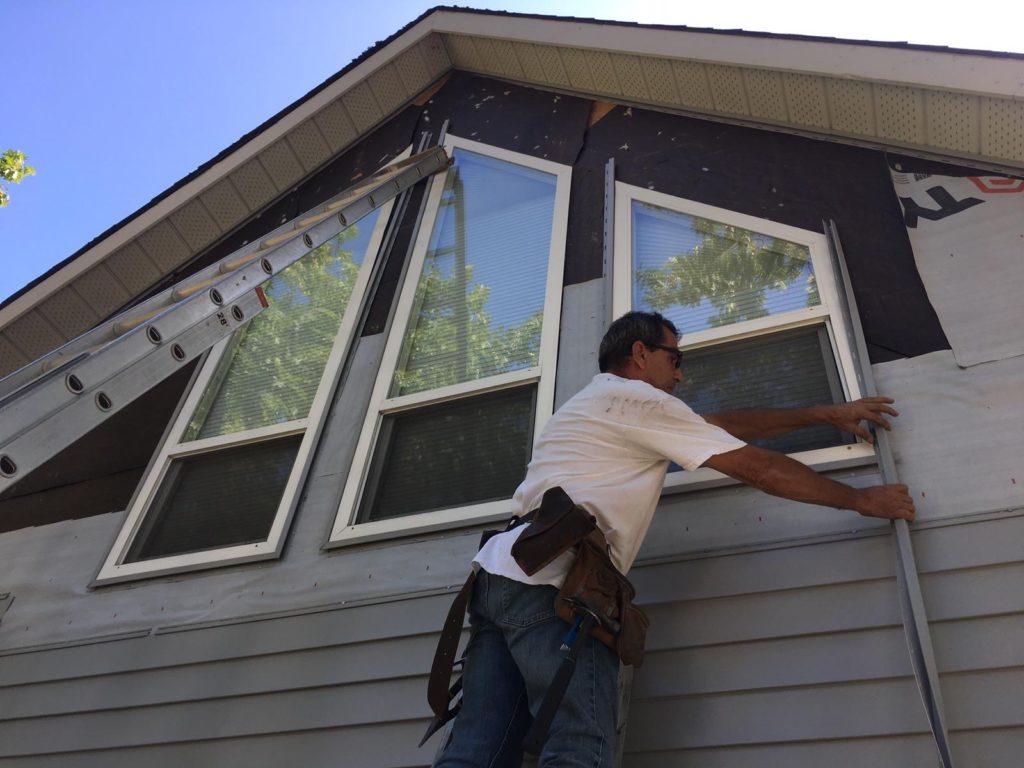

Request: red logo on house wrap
left=967, top=176, right=1024, bottom=193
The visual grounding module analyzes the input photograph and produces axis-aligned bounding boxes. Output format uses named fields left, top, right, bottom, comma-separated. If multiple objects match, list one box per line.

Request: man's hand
left=704, top=445, right=916, bottom=522
left=818, top=397, right=899, bottom=444
left=854, top=484, right=916, bottom=521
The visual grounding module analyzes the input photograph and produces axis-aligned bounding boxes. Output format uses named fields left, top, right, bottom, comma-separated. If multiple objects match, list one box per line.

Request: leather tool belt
left=420, top=487, right=649, bottom=750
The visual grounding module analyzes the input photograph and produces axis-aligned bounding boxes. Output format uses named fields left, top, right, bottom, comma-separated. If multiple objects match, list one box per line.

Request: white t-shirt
left=473, top=373, right=746, bottom=587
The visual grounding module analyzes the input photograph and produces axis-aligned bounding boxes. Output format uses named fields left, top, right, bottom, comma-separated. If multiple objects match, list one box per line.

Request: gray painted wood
left=554, top=278, right=604, bottom=409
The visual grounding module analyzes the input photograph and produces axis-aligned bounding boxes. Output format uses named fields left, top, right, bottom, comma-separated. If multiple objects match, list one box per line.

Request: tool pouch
left=511, top=487, right=648, bottom=667
left=554, top=533, right=648, bottom=667
left=511, top=486, right=597, bottom=575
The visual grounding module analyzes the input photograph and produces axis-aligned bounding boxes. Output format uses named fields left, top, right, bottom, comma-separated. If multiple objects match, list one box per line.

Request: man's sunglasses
left=647, top=343, right=682, bottom=369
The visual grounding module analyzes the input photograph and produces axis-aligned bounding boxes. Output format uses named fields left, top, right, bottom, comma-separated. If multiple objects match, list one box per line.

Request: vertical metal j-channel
left=823, top=219, right=955, bottom=768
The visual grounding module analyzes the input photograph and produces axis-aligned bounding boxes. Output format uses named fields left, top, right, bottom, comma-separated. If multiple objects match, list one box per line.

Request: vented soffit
left=2, top=7, right=1022, bottom=378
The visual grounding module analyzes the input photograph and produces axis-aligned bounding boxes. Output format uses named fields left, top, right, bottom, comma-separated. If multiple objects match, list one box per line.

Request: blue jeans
left=434, top=570, right=620, bottom=768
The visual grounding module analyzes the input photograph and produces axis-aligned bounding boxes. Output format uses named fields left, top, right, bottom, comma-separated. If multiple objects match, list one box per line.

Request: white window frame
left=94, top=193, right=397, bottom=584
left=328, top=135, right=572, bottom=546
left=613, top=182, right=875, bottom=492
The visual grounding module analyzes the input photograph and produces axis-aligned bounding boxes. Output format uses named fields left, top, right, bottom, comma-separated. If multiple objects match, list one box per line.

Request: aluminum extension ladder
left=0, top=146, right=451, bottom=495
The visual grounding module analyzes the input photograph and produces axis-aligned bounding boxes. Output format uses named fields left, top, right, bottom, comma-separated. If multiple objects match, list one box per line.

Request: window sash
left=94, top=188, right=397, bottom=585
left=612, top=181, right=869, bottom=488
left=329, top=136, right=572, bottom=545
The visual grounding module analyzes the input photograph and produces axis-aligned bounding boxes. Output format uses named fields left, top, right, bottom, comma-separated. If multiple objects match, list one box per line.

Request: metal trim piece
left=823, top=218, right=955, bottom=768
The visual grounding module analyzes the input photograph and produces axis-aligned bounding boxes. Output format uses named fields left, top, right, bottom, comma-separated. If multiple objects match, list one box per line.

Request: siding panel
left=624, top=513, right=1024, bottom=766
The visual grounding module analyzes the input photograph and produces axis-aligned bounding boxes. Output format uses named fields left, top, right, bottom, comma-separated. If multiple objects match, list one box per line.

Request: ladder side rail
left=0, top=149, right=449, bottom=488
left=0, top=147, right=446, bottom=405
left=0, top=150, right=447, bottom=444
left=0, top=289, right=265, bottom=494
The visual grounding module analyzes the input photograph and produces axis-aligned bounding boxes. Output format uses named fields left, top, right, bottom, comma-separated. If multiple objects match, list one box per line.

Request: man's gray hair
left=598, top=311, right=679, bottom=373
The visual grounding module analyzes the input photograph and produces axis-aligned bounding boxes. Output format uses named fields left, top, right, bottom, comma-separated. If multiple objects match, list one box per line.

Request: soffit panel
left=199, top=177, right=250, bottom=231
left=72, top=264, right=131, bottom=319
left=168, top=199, right=222, bottom=253
left=36, top=286, right=100, bottom=339
left=4, top=311, right=65, bottom=361
left=259, top=138, right=305, bottom=192
left=135, top=220, right=191, bottom=273
left=0, top=334, right=28, bottom=371
left=105, top=243, right=162, bottom=296
left=436, top=33, right=1024, bottom=174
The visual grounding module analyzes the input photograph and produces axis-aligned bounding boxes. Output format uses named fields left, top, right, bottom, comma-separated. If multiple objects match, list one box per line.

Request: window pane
left=390, top=149, right=556, bottom=397
left=185, top=211, right=382, bottom=440
left=675, top=326, right=852, bottom=456
left=632, top=201, right=819, bottom=336
left=126, top=435, right=302, bottom=562
left=358, top=386, right=536, bottom=522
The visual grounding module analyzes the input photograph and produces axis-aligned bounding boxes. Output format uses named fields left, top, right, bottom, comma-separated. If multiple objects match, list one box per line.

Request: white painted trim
left=94, top=192, right=397, bottom=585
left=430, top=11, right=1024, bottom=99
left=328, top=499, right=515, bottom=547
left=676, top=306, right=830, bottom=351
left=168, top=420, right=308, bottom=457
left=380, top=367, right=541, bottom=414
left=329, top=135, right=572, bottom=543
left=661, top=442, right=877, bottom=493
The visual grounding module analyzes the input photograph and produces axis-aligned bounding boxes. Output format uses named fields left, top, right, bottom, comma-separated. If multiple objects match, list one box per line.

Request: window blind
left=676, top=326, right=852, bottom=455
left=358, top=385, right=537, bottom=522
left=390, top=150, right=556, bottom=397
left=185, top=211, right=381, bottom=440
left=125, top=435, right=302, bottom=562
left=632, top=201, right=819, bottom=335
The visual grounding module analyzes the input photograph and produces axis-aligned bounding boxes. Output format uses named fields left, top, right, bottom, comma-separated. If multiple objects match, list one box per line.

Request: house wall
left=2, top=74, right=1021, bottom=766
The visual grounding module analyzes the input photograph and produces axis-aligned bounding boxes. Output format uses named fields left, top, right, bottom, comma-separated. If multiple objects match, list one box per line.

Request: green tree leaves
left=0, top=149, right=36, bottom=208
left=635, top=215, right=815, bottom=329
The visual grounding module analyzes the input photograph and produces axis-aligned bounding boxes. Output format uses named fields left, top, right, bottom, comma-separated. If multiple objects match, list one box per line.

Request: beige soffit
left=3, top=9, right=1023, bottom=378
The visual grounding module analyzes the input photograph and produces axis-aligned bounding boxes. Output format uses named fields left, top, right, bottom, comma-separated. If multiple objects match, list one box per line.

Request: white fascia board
left=0, top=20, right=440, bottom=332
left=430, top=10, right=1024, bottom=99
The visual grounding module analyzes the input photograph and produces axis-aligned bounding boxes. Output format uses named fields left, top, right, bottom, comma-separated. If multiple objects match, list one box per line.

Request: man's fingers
left=854, top=425, right=874, bottom=443
left=866, top=414, right=892, bottom=430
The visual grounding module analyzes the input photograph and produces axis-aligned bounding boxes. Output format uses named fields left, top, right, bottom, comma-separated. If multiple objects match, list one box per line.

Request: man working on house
left=431, top=311, right=915, bottom=768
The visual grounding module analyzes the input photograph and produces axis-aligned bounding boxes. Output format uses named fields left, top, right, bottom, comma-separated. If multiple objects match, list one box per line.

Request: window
left=329, top=136, right=571, bottom=545
left=95, top=200, right=394, bottom=583
left=613, top=184, right=872, bottom=489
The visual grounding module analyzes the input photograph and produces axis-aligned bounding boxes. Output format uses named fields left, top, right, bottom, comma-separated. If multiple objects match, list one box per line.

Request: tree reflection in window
left=186, top=212, right=379, bottom=440
left=391, top=150, right=555, bottom=397
left=632, top=202, right=819, bottom=334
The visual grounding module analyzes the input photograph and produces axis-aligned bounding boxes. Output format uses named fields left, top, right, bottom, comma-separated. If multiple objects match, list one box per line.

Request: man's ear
left=631, top=340, right=647, bottom=369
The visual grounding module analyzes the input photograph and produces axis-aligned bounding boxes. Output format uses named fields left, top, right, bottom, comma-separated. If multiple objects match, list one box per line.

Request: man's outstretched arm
left=704, top=397, right=899, bottom=444
left=703, top=444, right=915, bottom=521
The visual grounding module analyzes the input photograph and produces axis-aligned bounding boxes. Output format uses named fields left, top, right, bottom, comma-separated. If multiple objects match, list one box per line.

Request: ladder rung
left=0, top=146, right=450, bottom=487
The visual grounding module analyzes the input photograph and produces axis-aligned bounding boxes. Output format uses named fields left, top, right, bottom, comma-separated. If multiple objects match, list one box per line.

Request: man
left=434, top=311, right=914, bottom=768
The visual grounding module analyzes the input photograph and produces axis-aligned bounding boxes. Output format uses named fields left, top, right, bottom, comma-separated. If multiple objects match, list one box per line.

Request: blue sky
left=4, top=0, right=1021, bottom=304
